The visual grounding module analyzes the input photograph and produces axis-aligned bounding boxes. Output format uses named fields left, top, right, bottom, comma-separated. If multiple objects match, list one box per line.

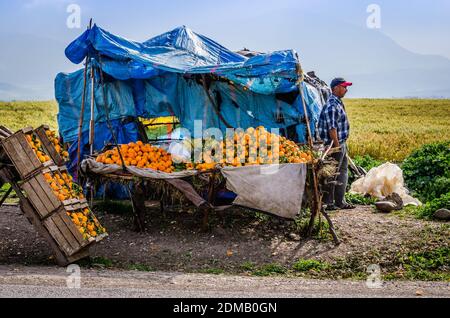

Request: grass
left=386, top=247, right=450, bottom=281
left=292, top=259, right=329, bottom=272
left=0, top=101, right=58, bottom=131
left=0, top=184, right=18, bottom=204
left=252, top=263, right=287, bottom=276
left=78, top=256, right=115, bottom=268
left=1, top=99, right=449, bottom=162
left=345, top=99, right=450, bottom=162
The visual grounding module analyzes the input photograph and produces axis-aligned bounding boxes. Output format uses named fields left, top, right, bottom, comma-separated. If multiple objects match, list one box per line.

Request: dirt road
left=0, top=265, right=448, bottom=298
left=0, top=203, right=448, bottom=280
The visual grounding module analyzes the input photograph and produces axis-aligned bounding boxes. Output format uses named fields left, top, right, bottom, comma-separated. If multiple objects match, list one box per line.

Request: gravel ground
left=0, top=203, right=448, bottom=277
left=0, top=265, right=448, bottom=298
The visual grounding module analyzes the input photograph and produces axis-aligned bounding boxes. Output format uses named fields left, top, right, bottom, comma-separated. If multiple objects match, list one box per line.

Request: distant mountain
left=1, top=12, right=450, bottom=100
left=0, top=33, right=78, bottom=101
left=203, top=9, right=450, bottom=98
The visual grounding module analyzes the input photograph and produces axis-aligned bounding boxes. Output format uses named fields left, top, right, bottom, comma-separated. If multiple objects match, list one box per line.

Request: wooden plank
left=59, top=211, right=86, bottom=246
left=65, top=247, right=90, bottom=265
left=0, top=130, right=9, bottom=139
left=21, top=127, right=33, bottom=134
left=35, top=127, right=64, bottom=166
left=36, top=173, right=62, bottom=212
left=5, top=135, right=38, bottom=179
left=21, top=181, right=48, bottom=218
left=16, top=132, right=42, bottom=171
left=52, top=212, right=81, bottom=252
left=28, top=177, right=55, bottom=218
left=14, top=137, right=35, bottom=174
left=44, top=216, right=75, bottom=257
left=19, top=198, right=70, bottom=266
left=0, top=125, right=13, bottom=135
left=3, top=139, right=29, bottom=178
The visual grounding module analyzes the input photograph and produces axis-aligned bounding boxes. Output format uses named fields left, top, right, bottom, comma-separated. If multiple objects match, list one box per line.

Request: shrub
left=292, top=259, right=329, bottom=272
left=416, top=192, right=450, bottom=219
left=402, top=141, right=450, bottom=202
left=345, top=193, right=377, bottom=206
left=353, top=155, right=384, bottom=172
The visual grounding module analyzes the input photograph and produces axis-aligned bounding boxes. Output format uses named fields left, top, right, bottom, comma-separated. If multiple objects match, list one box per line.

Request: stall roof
left=65, top=25, right=300, bottom=94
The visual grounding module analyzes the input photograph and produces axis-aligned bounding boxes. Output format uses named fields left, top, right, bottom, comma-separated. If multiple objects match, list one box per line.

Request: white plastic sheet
left=350, top=163, right=421, bottom=206
left=221, top=164, right=307, bottom=219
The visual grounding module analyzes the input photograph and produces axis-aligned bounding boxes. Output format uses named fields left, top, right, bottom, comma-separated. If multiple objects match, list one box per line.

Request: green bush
left=353, top=155, right=384, bottom=172
left=399, top=247, right=450, bottom=280
left=402, top=141, right=450, bottom=202
left=292, top=259, right=329, bottom=272
left=416, top=192, right=450, bottom=219
left=345, top=193, right=377, bottom=206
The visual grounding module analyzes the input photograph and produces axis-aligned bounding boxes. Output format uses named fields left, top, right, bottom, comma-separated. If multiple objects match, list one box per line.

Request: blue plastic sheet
left=65, top=25, right=299, bottom=95
left=56, top=25, right=323, bottom=183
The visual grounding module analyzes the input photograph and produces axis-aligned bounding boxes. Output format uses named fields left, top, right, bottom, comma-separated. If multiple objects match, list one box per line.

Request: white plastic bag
left=350, top=163, right=421, bottom=206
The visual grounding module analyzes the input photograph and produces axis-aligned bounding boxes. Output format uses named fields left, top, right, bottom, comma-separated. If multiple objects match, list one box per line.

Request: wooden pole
left=295, top=57, right=340, bottom=244
left=295, top=62, right=321, bottom=237
left=76, top=56, right=89, bottom=173
left=76, top=20, right=93, bottom=177
left=89, top=62, right=95, bottom=156
left=0, top=186, right=13, bottom=207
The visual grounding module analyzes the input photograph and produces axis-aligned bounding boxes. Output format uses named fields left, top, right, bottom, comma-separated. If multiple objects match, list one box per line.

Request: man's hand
left=328, top=128, right=340, bottom=148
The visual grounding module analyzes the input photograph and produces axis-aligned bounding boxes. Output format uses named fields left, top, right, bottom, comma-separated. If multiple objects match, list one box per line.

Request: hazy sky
left=0, top=0, right=449, bottom=99
left=1, top=0, right=449, bottom=59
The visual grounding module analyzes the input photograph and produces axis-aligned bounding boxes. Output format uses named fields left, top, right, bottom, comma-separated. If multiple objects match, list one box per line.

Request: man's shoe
left=337, top=203, right=356, bottom=210
left=325, top=204, right=339, bottom=211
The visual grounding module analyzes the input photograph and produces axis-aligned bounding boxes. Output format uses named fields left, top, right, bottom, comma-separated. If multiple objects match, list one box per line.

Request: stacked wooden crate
left=0, top=126, right=107, bottom=266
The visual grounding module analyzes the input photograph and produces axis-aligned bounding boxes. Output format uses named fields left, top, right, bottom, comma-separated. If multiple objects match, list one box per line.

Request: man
left=318, top=77, right=355, bottom=210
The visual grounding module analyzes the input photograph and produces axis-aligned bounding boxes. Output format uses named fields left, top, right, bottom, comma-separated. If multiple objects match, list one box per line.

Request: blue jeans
left=323, top=143, right=348, bottom=207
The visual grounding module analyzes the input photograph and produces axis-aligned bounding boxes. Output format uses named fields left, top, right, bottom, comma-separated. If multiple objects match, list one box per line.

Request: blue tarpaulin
left=55, top=25, right=325, bottom=177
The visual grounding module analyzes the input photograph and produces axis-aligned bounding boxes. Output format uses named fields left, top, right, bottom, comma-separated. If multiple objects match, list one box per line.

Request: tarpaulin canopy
left=65, top=25, right=299, bottom=94
left=55, top=25, right=328, bottom=176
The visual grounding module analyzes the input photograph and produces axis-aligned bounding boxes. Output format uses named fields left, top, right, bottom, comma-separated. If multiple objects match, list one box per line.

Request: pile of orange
left=279, top=136, right=313, bottom=164
left=26, top=133, right=51, bottom=164
left=96, top=141, right=175, bottom=173
left=45, top=129, right=69, bottom=161
left=186, top=127, right=313, bottom=171
left=43, top=170, right=85, bottom=202
left=67, top=207, right=106, bottom=240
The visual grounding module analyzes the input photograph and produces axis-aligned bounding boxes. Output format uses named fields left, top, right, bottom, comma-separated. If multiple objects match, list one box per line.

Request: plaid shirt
left=318, top=94, right=350, bottom=145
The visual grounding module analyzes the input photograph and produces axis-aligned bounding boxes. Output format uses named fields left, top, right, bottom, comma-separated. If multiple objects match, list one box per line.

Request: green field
left=0, top=101, right=58, bottom=132
left=345, top=99, right=450, bottom=162
left=1, top=99, right=449, bottom=162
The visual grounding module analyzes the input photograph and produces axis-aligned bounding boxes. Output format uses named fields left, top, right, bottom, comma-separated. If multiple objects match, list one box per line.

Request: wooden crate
left=65, top=199, right=108, bottom=243
left=0, top=128, right=52, bottom=179
left=1, top=166, right=94, bottom=265
left=43, top=207, right=93, bottom=257
left=34, top=125, right=66, bottom=167
left=20, top=171, right=62, bottom=219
